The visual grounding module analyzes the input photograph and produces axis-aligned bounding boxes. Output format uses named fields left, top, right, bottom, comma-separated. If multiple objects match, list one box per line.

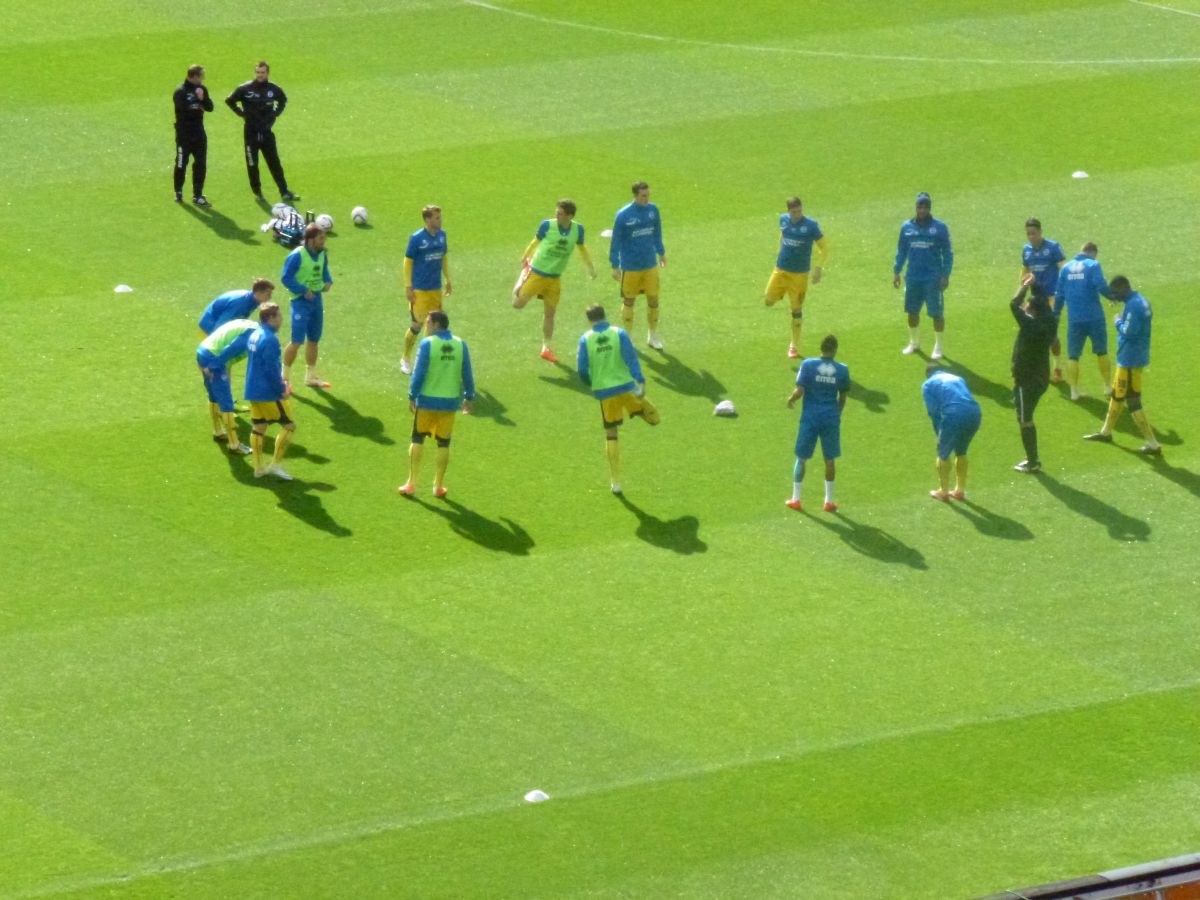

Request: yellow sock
left=1102, top=399, right=1122, bottom=434
left=606, top=438, right=621, bottom=484
left=209, top=403, right=224, bottom=435
left=273, top=428, right=294, bottom=464
left=1066, top=359, right=1081, bottom=388
left=621, top=302, right=634, bottom=330
left=936, top=458, right=951, bottom=492
left=954, top=456, right=968, bottom=493
left=252, top=432, right=265, bottom=471
left=647, top=304, right=660, bottom=331
left=1098, top=355, right=1112, bottom=387
left=403, top=328, right=418, bottom=358
left=790, top=316, right=802, bottom=350
left=434, top=446, right=450, bottom=489
left=222, top=413, right=239, bottom=446
left=407, top=442, right=424, bottom=486
left=1131, top=409, right=1157, bottom=444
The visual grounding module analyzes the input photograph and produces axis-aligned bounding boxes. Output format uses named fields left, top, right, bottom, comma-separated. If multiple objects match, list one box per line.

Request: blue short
left=199, top=363, right=234, bottom=413
left=1067, top=317, right=1108, bottom=358
left=795, top=415, right=841, bottom=460
left=936, top=408, right=981, bottom=460
left=904, top=279, right=944, bottom=318
left=290, top=295, right=324, bottom=344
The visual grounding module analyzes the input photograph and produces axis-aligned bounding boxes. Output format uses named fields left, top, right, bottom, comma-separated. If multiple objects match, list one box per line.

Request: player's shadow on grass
left=538, top=361, right=591, bottom=396
left=1035, top=473, right=1150, bottom=542
left=1116, top=445, right=1200, bottom=500
left=640, top=351, right=726, bottom=404
left=181, top=203, right=259, bottom=245
left=616, top=495, right=707, bottom=555
left=946, top=499, right=1034, bottom=541
left=409, top=497, right=534, bottom=555
left=468, top=390, right=516, bottom=427
left=1059, top=388, right=1183, bottom=446
left=805, top=512, right=927, bottom=569
left=222, top=451, right=350, bottom=537
left=847, top=379, right=890, bottom=414
left=292, top=389, right=395, bottom=445
left=939, top=357, right=1012, bottom=409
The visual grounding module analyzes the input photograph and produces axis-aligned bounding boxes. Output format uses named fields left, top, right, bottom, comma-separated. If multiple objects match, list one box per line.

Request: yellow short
left=410, top=290, right=443, bottom=324
left=1112, top=366, right=1143, bottom=400
left=600, top=391, right=648, bottom=428
left=620, top=267, right=660, bottom=299
left=765, top=268, right=809, bottom=310
left=250, top=399, right=293, bottom=425
left=414, top=408, right=457, bottom=440
left=515, top=269, right=562, bottom=307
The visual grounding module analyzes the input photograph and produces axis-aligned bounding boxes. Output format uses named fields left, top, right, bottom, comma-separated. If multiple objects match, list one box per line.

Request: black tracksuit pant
left=174, top=126, right=207, bottom=197
left=244, top=124, right=289, bottom=195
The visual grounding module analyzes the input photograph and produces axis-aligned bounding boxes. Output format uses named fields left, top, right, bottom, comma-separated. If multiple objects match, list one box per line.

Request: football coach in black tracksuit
left=174, top=64, right=213, bottom=206
left=1010, top=272, right=1059, bottom=474
left=225, top=61, right=299, bottom=203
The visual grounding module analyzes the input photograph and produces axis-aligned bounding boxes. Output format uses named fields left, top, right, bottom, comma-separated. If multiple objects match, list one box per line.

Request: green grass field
left=4, top=1, right=1200, bottom=897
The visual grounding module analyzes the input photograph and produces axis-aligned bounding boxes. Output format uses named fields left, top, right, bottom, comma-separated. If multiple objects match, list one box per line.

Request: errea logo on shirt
left=818, top=362, right=836, bottom=376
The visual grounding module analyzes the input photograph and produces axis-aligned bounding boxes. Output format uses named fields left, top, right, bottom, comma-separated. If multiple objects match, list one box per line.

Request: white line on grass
left=465, top=0, right=1200, bottom=65
left=1128, top=0, right=1200, bottom=19
left=10, top=679, right=1199, bottom=899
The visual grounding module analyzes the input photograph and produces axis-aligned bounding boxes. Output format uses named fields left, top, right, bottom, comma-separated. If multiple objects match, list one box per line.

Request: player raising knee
left=766, top=196, right=828, bottom=359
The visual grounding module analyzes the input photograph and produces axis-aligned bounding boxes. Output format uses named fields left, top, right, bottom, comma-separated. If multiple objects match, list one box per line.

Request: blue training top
left=609, top=202, right=664, bottom=271
left=406, top=228, right=448, bottom=291
left=776, top=215, right=824, bottom=273
left=1054, top=254, right=1112, bottom=323
left=244, top=323, right=286, bottom=402
left=576, top=322, right=644, bottom=400
left=1116, top=292, right=1152, bottom=368
left=796, top=356, right=849, bottom=420
left=198, top=289, right=257, bottom=334
left=895, top=216, right=953, bottom=282
left=409, top=329, right=477, bottom=411
left=1022, top=239, right=1065, bottom=297
left=922, top=371, right=980, bottom=433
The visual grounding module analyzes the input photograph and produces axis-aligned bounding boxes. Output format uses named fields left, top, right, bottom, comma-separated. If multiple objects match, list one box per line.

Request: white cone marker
left=1072, top=171, right=1089, bottom=179
left=114, top=284, right=134, bottom=293
left=523, top=789, right=550, bottom=803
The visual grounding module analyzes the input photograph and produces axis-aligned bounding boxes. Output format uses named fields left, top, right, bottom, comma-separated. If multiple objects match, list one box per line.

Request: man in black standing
left=1010, top=272, right=1059, bottom=473
left=225, top=61, right=299, bottom=203
left=173, top=64, right=213, bottom=206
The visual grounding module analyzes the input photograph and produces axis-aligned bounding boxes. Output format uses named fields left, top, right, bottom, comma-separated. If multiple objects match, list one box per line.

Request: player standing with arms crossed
left=610, top=182, right=666, bottom=349
left=894, top=193, right=953, bottom=359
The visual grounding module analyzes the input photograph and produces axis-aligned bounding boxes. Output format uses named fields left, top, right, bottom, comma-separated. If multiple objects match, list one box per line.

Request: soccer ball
left=713, top=400, right=738, bottom=417
left=315, top=213, right=334, bottom=231
left=351, top=206, right=369, bottom=225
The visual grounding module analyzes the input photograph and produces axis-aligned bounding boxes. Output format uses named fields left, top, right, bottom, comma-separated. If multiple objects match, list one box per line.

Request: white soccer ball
left=316, top=213, right=334, bottom=231
left=352, top=206, right=369, bottom=225
left=714, top=400, right=737, bottom=417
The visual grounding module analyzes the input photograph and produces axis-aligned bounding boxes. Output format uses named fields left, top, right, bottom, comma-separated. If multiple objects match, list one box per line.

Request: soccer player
left=197, top=317, right=260, bottom=454
left=224, top=61, right=300, bottom=202
left=244, top=303, right=296, bottom=479
left=172, top=64, right=214, bottom=206
left=922, top=365, right=982, bottom=501
left=512, top=199, right=597, bottom=363
left=1084, top=276, right=1159, bottom=454
left=402, top=205, right=451, bottom=375
left=1020, top=218, right=1066, bottom=381
left=281, top=223, right=333, bottom=389
left=198, top=279, right=274, bottom=334
left=577, top=304, right=660, bottom=494
left=1009, top=274, right=1058, bottom=473
left=610, top=181, right=666, bottom=349
left=398, top=311, right=476, bottom=498
left=893, top=192, right=953, bottom=358
left=785, top=334, right=849, bottom=511
left=766, top=197, right=829, bottom=359
left=1054, top=241, right=1114, bottom=401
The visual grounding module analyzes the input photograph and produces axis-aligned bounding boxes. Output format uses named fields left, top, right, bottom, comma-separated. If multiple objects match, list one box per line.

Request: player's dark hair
left=786, top=196, right=802, bottom=209
left=586, top=305, right=606, bottom=323
left=820, top=334, right=838, bottom=355
left=304, top=223, right=323, bottom=242
left=251, top=278, right=274, bottom=294
left=1081, top=241, right=1098, bottom=255
left=428, top=310, right=450, bottom=331
left=631, top=181, right=649, bottom=196
left=187, top=64, right=205, bottom=79
left=1028, top=283, right=1050, bottom=312
left=1025, top=217, right=1041, bottom=229
left=925, top=364, right=944, bottom=378
left=259, top=302, right=281, bottom=323
left=256, top=61, right=270, bottom=71
left=422, top=205, right=441, bottom=221
left=1110, top=275, right=1131, bottom=292
left=557, top=199, right=577, bottom=217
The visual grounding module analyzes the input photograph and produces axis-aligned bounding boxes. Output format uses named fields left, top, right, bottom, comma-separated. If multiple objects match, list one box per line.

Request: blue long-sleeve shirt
left=895, top=216, right=953, bottom=282
left=281, top=249, right=332, bottom=298
left=922, top=371, right=980, bottom=433
left=1022, top=239, right=1065, bottom=296
left=198, top=289, right=257, bottom=334
left=409, top=330, right=476, bottom=410
left=1116, top=293, right=1152, bottom=368
left=244, top=323, right=286, bottom=402
left=1054, top=254, right=1112, bottom=323
left=197, top=322, right=255, bottom=370
left=609, top=202, right=664, bottom=271
left=577, top=322, right=643, bottom=400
